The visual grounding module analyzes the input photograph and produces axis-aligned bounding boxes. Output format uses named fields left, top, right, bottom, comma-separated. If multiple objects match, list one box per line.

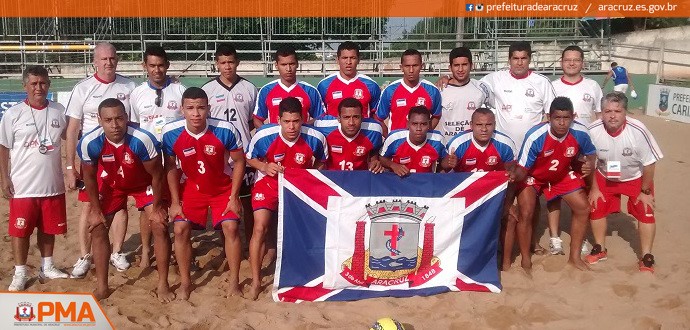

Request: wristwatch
left=641, top=188, right=652, bottom=195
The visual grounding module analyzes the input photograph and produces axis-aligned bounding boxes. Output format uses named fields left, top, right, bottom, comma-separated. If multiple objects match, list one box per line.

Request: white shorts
left=614, top=84, right=629, bottom=93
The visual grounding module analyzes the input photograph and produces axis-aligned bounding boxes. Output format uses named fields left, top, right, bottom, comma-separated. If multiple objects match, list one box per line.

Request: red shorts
left=100, top=184, right=153, bottom=216
left=9, top=194, right=67, bottom=237
left=251, top=178, right=279, bottom=212
left=590, top=171, right=655, bottom=223
left=78, top=164, right=107, bottom=202
left=174, top=183, right=239, bottom=230
left=518, top=171, right=585, bottom=201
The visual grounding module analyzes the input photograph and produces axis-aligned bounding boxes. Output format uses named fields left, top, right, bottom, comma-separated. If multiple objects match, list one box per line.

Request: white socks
left=42, top=256, right=54, bottom=269
left=14, top=265, right=29, bottom=275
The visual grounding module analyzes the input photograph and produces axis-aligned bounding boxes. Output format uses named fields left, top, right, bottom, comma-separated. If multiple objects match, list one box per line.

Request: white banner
left=0, top=292, right=112, bottom=329
left=646, top=84, right=690, bottom=124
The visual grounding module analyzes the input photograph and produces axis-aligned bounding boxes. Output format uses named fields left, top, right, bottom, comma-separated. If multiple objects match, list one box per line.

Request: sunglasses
left=155, top=89, right=162, bottom=107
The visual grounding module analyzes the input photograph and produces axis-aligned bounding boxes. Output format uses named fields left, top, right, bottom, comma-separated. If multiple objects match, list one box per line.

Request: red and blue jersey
left=254, top=79, right=325, bottom=123
left=161, top=118, right=243, bottom=196
left=446, top=130, right=516, bottom=172
left=317, top=73, right=381, bottom=117
left=313, top=115, right=383, bottom=170
left=78, top=125, right=159, bottom=192
left=517, top=122, right=596, bottom=183
left=246, top=124, right=328, bottom=182
left=380, top=129, right=446, bottom=173
left=375, top=79, right=442, bottom=131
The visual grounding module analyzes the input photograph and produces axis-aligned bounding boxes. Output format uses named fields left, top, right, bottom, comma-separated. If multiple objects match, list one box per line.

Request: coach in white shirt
left=64, top=42, right=137, bottom=278
left=0, top=66, right=70, bottom=291
left=586, top=92, right=663, bottom=273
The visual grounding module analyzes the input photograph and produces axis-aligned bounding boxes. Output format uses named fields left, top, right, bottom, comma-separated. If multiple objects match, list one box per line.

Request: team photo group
left=0, top=39, right=662, bottom=302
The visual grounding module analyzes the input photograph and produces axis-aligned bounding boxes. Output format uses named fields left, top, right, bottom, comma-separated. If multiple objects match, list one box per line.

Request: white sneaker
left=109, top=252, right=130, bottom=272
left=549, top=237, right=565, bottom=255
left=71, top=254, right=92, bottom=278
left=581, top=240, right=591, bottom=255
left=8, top=273, right=29, bottom=291
left=39, top=265, right=70, bottom=282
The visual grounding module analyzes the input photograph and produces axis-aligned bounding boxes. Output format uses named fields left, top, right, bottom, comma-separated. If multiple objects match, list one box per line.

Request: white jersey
left=438, top=78, right=493, bottom=138
left=0, top=101, right=66, bottom=197
left=65, top=74, right=136, bottom=133
left=202, top=76, right=258, bottom=150
left=588, top=117, right=663, bottom=182
left=552, top=76, right=603, bottom=126
left=130, top=79, right=186, bottom=141
left=480, top=70, right=556, bottom=149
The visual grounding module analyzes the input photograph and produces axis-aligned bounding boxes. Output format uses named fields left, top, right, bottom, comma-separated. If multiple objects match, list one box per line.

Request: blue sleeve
left=307, top=86, right=326, bottom=119
left=161, top=129, right=180, bottom=156
left=376, top=85, right=394, bottom=120
left=366, top=80, right=382, bottom=114
left=129, top=128, right=160, bottom=161
left=573, top=129, right=597, bottom=156
left=254, top=86, right=270, bottom=120
left=216, top=126, right=242, bottom=151
left=428, top=87, right=443, bottom=117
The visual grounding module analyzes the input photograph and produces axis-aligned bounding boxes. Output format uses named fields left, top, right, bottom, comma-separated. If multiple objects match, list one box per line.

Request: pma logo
left=15, top=302, right=35, bottom=322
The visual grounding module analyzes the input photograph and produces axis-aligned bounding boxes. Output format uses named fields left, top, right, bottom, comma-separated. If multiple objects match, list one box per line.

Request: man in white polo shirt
left=64, top=42, right=137, bottom=277
left=586, top=92, right=663, bottom=273
left=0, top=66, right=69, bottom=291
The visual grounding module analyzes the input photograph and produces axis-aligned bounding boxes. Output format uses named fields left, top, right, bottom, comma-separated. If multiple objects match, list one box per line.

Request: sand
left=1, top=111, right=689, bottom=329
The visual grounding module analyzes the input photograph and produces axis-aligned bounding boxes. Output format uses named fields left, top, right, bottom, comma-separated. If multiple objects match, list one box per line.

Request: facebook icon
left=466, top=3, right=474, bottom=11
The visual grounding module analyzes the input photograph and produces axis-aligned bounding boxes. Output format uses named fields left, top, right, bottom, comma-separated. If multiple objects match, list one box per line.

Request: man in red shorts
left=162, top=87, right=246, bottom=300
left=78, top=98, right=167, bottom=300
left=246, top=97, right=328, bottom=300
left=586, top=92, right=663, bottom=272
left=515, top=96, right=596, bottom=271
left=0, top=66, right=70, bottom=291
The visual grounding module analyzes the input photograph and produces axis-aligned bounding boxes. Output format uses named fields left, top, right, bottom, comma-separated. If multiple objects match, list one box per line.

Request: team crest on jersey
left=15, top=217, right=26, bottom=229
left=354, top=89, right=364, bottom=99
left=544, top=149, right=554, bottom=157
left=123, top=152, right=134, bottom=165
left=486, top=156, right=498, bottom=165
left=467, top=102, right=476, bottom=111
left=332, top=91, right=343, bottom=100
left=167, top=101, right=178, bottom=110
left=420, top=156, right=431, bottom=167
left=233, top=93, right=244, bottom=102
left=254, top=193, right=265, bottom=201
left=399, top=156, right=411, bottom=164
left=51, top=119, right=60, bottom=128
left=622, top=147, right=633, bottom=156
left=331, top=145, right=343, bottom=154
left=274, top=153, right=285, bottom=162
left=525, top=176, right=535, bottom=185
left=102, top=154, right=115, bottom=162
left=183, top=147, right=196, bottom=157
left=294, top=152, right=306, bottom=164
left=564, top=147, right=576, bottom=157
left=204, top=145, right=216, bottom=155
left=272, top=97, right=282, bottom=106
left=117, top=93, right=126, bottom=101
left=466, top=158, right=477, bottom=165
left=416, top=97, right=426, bottom=106
left=354, top=146, right=367, bottom=156
left=525, top=89, right=535, bottom=97
left=396, top=99, right=407, bottom=107
left=583, top=93, right=592, bottom=102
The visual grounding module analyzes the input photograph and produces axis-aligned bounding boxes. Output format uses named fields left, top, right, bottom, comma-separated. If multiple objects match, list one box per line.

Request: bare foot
left=501, top=261, right=512, bottom=271
left=178, top=283, right=192, bottom=301
left=227, top=282, right=243, bottom=298
left=139, top=250, right=151, bottom=268
left=520, top=257, right=532, bottom=271
left=93, top=287, right=110, bottom=300
left=156, top=284, right=176, bottom=303
left=248, top=282, right=262, bottom=301
left=567, top=257, right=591, bottom=271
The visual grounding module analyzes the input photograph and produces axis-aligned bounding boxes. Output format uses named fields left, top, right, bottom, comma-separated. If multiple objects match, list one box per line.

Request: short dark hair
left=144, top=45, right=169, bottom=63
left=215, top=43, right=238, bottom=59
left=98, top=98, right=126, bottom=116
left=274, top=45, right=297, bottom=62
left=22, top=65, right=49, bottom=84
left=508, top=41, right=532, bottom=58
left=401, top=49, right=422, bottom=63
left=449, top=47, right=472, bottom=65
left=279, top=97, right=302, bottom=117
left=337, top=97, right=363, bottom=115
left=182, top=87, right=208, bottom=104
left=611, top=62, right=618, bottom=67
left=562, top=45, right=584, bottom=59
left=602, top=91, right=628, bottom=110
left=337, top=41, right=360, bottom=58
left=549, top=96, right=574, bottom=115
left=471, top=107, right=495, bottom=121
left=407, top=105, right=431, bottom=120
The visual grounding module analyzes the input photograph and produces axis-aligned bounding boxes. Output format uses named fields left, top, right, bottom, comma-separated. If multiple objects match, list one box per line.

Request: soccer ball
left=370, top=317, right=405, bottom=330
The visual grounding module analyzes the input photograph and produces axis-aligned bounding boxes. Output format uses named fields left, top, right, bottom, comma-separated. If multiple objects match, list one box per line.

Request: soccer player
left=443, top=107, right=519, bottom=270
left=547, top=45, right=603, bottom=255
left=586, top=92, right=663, bottom=272
left=65, top=42, right=137, bottom=277
left=602, top=62, right=636, bottom=97
left=162, top=88, right=246, bottom=300
left=129, top=45, right=185, bottom=268
left=317, top=41, right=381, bottom=117
left=254, top=45, right=325, bottom=128
left=246, top=97, right=328, bottom=300
left=379, top=106, right=447, bottom=175
left=515, top=96, right=597, bottom=271
left=202, top=43, right=259, bottom=246
left=375, top=49, right=442, bottom=134
left=313, top=97, right=384, bottom=172
left=438, top=47, right=493, bottom=138
left=78, top=98, right=167, bottom=300
left=0, top=66, right=69, bottom=291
